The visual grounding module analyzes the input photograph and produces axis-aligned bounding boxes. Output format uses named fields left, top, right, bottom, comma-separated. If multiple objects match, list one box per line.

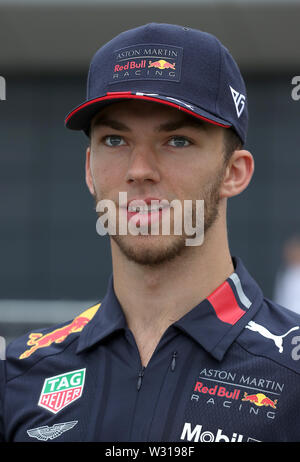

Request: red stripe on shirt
left=207, top=281, right=246, bottom=325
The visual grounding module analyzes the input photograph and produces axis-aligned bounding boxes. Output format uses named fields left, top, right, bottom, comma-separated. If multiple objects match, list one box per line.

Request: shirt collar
left=76, top=275, right=127, bottom=354
left=173, top=256, right=263, bottom=360
left=76, top=256, right=263, bottom=360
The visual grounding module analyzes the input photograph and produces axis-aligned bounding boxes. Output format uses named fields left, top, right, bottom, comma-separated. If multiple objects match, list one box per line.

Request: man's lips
left=126, top=197, right=169, bottom=210
left=119, top=197, right=171, bottom=226
left=117, top=197, right=170, bottom=213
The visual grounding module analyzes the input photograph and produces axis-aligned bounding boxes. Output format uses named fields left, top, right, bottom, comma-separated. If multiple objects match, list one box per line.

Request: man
left=1, top=23, right=300, bottom=443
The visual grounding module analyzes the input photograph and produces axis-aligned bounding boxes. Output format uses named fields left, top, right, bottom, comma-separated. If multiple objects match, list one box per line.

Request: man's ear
left=220, top=149, right=254, bottom=198
left=85, top=145, right=95, bottom=196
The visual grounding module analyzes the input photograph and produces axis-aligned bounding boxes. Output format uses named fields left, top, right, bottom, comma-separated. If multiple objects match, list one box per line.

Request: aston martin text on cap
left=64, top=23, right=248, bottom=144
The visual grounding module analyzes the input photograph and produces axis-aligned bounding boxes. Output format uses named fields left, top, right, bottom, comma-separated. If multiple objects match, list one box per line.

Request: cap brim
left=64, top=91, right=232, bottom=135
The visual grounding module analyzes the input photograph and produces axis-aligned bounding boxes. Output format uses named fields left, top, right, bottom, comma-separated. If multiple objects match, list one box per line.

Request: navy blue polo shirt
left=1, top=256, right=300, bottom=442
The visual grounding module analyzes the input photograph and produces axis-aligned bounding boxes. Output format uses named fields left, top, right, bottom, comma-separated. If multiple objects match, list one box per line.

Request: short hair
left=223, top=128, right=243, bottom=164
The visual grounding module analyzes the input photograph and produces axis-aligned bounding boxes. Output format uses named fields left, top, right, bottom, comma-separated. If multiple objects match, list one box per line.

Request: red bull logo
left=242, top=392, right=277, bottom=409
left=148, top=59, right=176, bottom=70
left=111, top=44, right=182, bottom=84
left=114, top=60, right=147, bottom=72
left=194, top=381, right=241, bottom=400
left=19, top=303, right=100, bottom=359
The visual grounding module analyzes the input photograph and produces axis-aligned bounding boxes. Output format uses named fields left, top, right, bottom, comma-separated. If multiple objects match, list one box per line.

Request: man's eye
left=168, top=136, right=191, bottom=147
left=103, top=135, right=126, bottom=147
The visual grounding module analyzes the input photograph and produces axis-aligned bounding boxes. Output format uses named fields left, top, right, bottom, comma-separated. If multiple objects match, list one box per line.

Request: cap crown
left=87, top=23, right=248, bottom=143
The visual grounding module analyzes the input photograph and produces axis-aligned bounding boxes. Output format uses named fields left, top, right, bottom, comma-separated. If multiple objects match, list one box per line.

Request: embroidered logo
left=19, top=304, right=100, bottom=359
left=38, top=369, right=86, bottom=414
left=245, top=320, right=299, bottom=353
left=229, top=85, right=246, bottom=118
left=242, top=392, right=277, bottom=409
left=148, top=59, right=176, bottom=70
left=27, top=421, right=78, bottom=441
left=110, top=43, right=183, bottom=84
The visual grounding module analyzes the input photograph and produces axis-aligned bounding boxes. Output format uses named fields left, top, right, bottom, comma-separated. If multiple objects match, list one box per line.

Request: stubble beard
left=94, top=168, right=225, bottom=267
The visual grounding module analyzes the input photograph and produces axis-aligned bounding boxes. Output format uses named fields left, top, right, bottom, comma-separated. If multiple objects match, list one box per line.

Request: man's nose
left=125, top=145, right=160, bottom=184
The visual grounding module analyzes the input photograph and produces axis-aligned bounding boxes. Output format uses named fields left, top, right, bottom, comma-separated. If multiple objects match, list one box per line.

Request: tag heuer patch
left=38, top=369, right=86, bottom=414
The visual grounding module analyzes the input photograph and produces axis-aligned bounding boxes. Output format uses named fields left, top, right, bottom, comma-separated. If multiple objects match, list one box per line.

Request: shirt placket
left=124, top=327, right=181, bottom=442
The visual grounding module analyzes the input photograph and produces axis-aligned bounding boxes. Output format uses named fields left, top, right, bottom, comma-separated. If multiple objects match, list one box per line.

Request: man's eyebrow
left=91, top=117, right=205, bottom=132
left=156, top=119, right=205, bottom=132
left=91, top=118, right=130, bottom=131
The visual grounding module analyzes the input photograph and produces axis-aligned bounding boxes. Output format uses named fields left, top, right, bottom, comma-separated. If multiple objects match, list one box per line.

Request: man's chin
left=111, top=234, right=188, bottom=266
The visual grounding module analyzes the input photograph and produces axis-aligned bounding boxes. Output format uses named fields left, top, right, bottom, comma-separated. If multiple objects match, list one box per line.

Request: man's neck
left=110, top=226, right=234, bottom=363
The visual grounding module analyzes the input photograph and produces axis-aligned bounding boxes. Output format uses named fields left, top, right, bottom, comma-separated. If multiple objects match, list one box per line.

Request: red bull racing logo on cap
left=19, top=303, right=100, bottom=359
left=148, top=59, right=176, bottom=70
left=110, top=44, right=183, bottom=84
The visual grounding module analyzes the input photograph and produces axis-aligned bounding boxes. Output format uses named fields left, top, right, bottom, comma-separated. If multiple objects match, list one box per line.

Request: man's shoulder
left=5, top=302, right=100, bottom=381
left=237, top=296, right=300, bottom=373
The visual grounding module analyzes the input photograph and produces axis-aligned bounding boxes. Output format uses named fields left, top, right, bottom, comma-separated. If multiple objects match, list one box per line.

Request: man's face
left=86, top=100, right=228, bottom=266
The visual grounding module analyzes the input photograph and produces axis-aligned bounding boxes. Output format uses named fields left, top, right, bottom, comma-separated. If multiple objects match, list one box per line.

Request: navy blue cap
left=65, top=23, right=248, bottom=144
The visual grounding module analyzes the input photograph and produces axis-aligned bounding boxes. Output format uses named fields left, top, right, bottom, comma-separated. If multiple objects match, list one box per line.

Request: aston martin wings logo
left=27, top=420, right=78, bottom=441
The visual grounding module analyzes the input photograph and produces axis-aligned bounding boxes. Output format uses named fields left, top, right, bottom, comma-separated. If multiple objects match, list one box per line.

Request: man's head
left=85, top=99, right=253, bottom=266
left=65, top=23, right=253, bottom=266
